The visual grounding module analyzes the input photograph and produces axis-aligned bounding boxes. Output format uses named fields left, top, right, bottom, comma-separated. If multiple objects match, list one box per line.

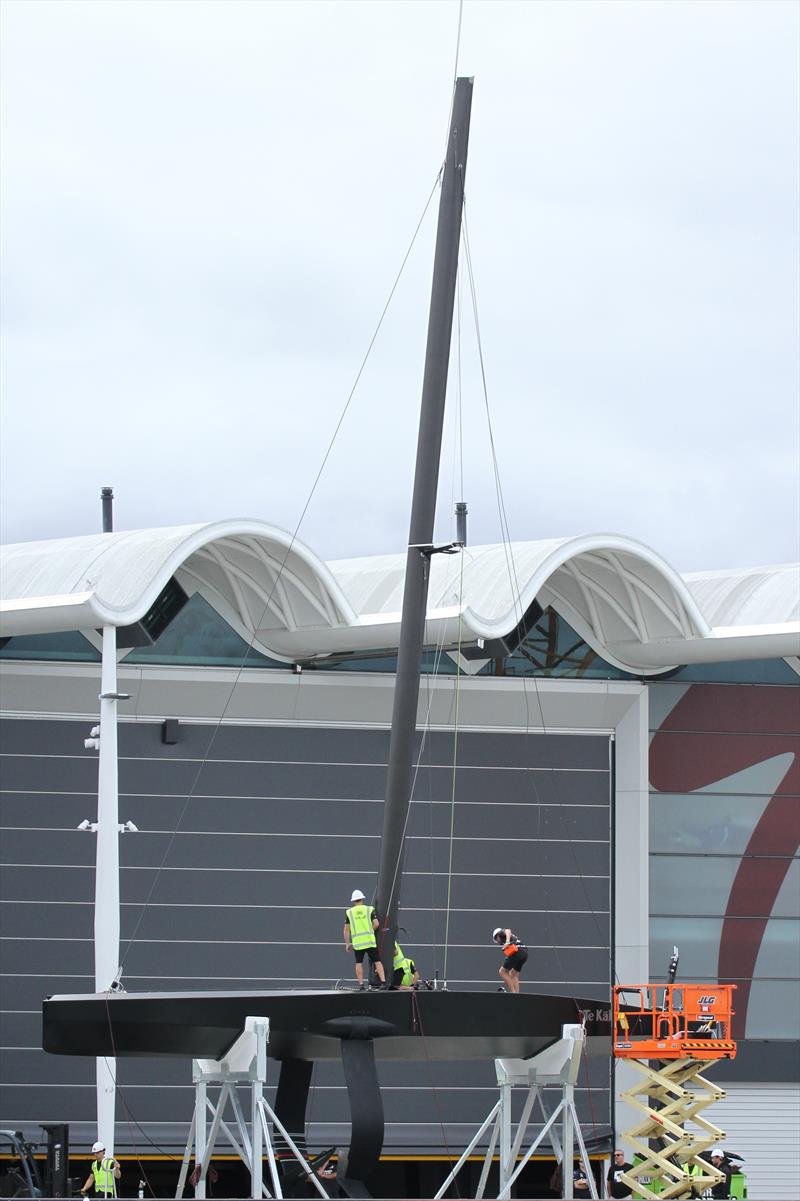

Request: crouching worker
left=80, top=1142, right=121, bottom=1197
left=493, top=927, right=528, bottom=993
left=392, top=941, right=421, bottom=990
left=343, top=889, right=386, bottom=988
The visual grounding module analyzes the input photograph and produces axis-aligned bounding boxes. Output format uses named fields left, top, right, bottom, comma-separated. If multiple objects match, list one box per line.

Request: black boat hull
left=43, top=988, right=612, bottom=1061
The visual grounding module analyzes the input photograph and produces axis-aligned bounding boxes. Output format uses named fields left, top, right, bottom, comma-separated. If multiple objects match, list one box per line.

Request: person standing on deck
left=343, top=889, right=386, bottom=988
left=492, top=926, right=528, bottom=993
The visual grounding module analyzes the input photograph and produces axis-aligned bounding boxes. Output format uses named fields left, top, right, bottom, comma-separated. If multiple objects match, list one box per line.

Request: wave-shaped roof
left=1, top=521, right=798, bottom=674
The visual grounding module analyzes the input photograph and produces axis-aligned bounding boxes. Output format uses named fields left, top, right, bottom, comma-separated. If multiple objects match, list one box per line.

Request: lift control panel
left=613, top=983, right=736, bottom=1060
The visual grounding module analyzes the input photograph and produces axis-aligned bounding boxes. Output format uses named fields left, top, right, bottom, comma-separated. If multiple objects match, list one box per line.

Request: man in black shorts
left=493, top=927, right=528, bottom=993
left=343, top=889, right=386, bottom=988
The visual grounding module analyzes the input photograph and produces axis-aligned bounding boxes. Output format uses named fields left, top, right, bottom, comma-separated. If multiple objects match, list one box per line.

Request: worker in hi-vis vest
left=343, top=888, right=386, bottom=988
left=80, top=1141, right=121, bottom=1197
left=392, top=941, right=421, bottom=990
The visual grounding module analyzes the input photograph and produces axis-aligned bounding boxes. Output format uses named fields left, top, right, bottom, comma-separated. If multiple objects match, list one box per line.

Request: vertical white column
left=562, top=1084, right=574, bottom=1199
left=614, top=688, right=650, bottom=1145
left=95, top=625, right=120, bottom=1152
left=195, top=1080, right=207, bottom=1201
left=499, top=1079, right=512, bottom=1196
left=251, top=1082, right=263, bottom=1200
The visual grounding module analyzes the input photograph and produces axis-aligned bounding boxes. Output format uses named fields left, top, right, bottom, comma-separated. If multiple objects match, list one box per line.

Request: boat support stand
left=175, top=1017, right=329, bottom=1201
left=433, top=1024, right=598, bottom=1201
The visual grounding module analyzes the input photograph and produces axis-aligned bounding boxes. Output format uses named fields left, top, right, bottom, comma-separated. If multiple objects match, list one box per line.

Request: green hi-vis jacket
left=91, top=1158, right=116, bottom=1196
left=346, top=904, right=377, bottom=949
left=393, top=941, right=416, bottom=986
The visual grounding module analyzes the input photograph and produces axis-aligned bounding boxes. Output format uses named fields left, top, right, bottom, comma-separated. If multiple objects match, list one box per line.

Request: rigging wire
left=117, top=166, right=444, bottom=968
left=440, top=264, right=466, bottom=981
left=377, top=549, right=463, bottom=962
left=458, top=207, right=610, bottom=1137
left=375, top=112, right=470, bottom=950
left=461, top=201, right=611, bottom=977
left=411, top=989, right=461, bottom=1200
left=104, top=167, right=446, bottom=1146
left=451, top=0, right=464, bottom=87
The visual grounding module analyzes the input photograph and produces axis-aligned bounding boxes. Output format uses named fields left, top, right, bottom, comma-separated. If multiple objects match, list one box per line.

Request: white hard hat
left=350, top=889, right=366, bottom=902
left=92, top=1141, right=105, bottom=1153
left=492, top=927, right=504, bottom=941
left=711, top=1149, right=725, bottom=1159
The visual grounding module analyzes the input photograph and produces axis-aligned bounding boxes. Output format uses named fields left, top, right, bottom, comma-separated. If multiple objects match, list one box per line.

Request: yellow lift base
left=613, top=984, right=737, bottom=1201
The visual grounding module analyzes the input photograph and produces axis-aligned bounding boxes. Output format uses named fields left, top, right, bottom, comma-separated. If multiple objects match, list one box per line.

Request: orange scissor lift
left=613, top=982, right=737, bottom=1200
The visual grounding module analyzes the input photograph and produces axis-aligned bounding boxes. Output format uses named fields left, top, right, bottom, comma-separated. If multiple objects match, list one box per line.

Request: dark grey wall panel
left=2, top=718, right=609, bottom=767
left=0, top=863, right=610, bottom=912
left=1, top=714, right=611, bottom=1149
left=0, top=865, right=95, bottom=903
left=2, top=828, right=609, bottom=878
left=7, top=900, right=609, bottom=949
left=4, top=793, right=609, bottom=839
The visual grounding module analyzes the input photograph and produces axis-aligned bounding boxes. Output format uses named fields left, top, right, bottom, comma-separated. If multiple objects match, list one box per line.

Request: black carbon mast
left=375, top=76, right=473, bottom=979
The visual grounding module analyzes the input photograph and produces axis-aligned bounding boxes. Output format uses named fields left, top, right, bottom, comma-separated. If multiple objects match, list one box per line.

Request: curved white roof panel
left=683, top=563, right=800, bottom=627
left=1, top=521, right=798, bottom=673
left=0, top=521, right=357, bottom=662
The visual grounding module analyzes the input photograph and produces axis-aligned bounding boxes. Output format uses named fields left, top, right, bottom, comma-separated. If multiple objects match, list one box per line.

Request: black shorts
left=354, top=946, right=379, bottom=964
left=502, top=948, right=528, bottom=973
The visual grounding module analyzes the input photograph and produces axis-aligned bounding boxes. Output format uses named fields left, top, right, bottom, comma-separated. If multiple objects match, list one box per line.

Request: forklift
left=0, top=1125, right=72, bottom=1199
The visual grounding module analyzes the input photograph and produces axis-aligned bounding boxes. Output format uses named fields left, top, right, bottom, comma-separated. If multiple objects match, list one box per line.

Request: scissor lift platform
left=613, top=984, right=737, bottom=1200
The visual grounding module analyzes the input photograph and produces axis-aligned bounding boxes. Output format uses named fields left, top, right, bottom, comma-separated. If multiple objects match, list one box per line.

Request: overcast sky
left=1, top=0, right=798, bottom=572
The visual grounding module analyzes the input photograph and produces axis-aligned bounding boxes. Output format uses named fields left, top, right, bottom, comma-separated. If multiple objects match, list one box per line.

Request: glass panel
left=746, top=979, right=800, bottom=1038
left=651, top=855, right=800, bottom=919
left=753, top=917, right=800, bottom=979
left=650, top=916, right=800, bottom=981
left=650, top=793, right=773, bottom=856
left=500, top=609, right=631, bottom=679
left=123, top=593, right=282, bottom=668
left=660, top=658, right=800, bottom=684
left=0, top=630, right=100, bottom=662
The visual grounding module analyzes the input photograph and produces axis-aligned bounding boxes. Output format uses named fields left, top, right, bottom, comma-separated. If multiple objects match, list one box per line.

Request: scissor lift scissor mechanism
left=613, top=983, right=737, bottom=1200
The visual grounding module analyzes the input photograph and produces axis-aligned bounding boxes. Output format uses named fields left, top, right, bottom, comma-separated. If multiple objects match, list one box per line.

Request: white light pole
left=95, top=622, right=121, bottom=1152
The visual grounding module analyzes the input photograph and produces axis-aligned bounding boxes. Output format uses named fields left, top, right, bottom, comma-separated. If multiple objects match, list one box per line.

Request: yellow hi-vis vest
left=91, top=1158, right=116, bottom=1196
left=346, top=904, right=377, bottom=949
left=393, top=942, right=415, bottom=986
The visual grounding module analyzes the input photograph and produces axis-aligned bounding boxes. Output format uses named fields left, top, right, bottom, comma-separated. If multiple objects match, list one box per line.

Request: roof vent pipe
left=455, top=501, right=468, bottom=547
left=101, top=487, right=114, bottom=534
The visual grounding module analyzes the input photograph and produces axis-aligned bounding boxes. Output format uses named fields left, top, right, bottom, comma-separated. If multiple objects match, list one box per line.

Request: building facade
left=0, top=525, right=797, bottom=1196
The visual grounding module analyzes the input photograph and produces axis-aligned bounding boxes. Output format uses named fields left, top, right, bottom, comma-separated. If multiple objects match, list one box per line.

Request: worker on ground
left=708, top=1149, right=733, bottom=1199
left=392, top=940, right=421, bottom=990
left=573, top=1160, right=592, bottom=1196
left=80, top=1142, right=121, bottom=1197
left=606, top=1149, right=633, bottom=1199
left=493, top=927, right=528, bottom=993
left=343, top=889, right=386, bottom=988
